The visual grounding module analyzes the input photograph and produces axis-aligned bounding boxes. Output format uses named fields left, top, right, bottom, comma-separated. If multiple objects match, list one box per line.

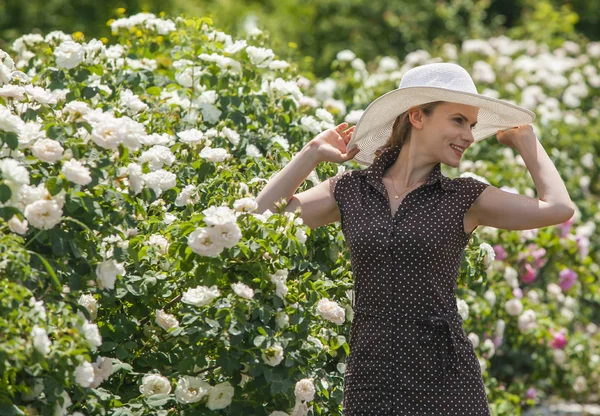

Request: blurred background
left=0, top=0, right=598, bottom=76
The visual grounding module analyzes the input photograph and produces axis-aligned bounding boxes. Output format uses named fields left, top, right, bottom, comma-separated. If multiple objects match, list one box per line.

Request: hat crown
left=399, top=63, right=478, bottom=94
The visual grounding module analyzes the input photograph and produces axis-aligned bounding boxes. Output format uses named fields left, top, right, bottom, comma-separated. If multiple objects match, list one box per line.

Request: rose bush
left=0, top=11, right=598, bottom=416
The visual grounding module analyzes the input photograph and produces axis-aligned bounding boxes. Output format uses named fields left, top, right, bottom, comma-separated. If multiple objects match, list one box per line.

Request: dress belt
left=353, top=307, right=465, bottom=381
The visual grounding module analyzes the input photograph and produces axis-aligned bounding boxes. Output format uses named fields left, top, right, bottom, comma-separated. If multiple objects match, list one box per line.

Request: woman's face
left=414, top=102, right=479, bottom=168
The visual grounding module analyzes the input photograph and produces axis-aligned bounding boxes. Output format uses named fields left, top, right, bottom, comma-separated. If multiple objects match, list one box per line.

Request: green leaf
left=146, top=86, right=162, bottom=96
left=82, top=86, right=99, bottom=99
left=146, top=394, right=172, bottom=407
left=253, top=335, right=266, bottom=347
left=0, top=184, right=11, bottom=203
left=4, top=132, right=18, bottom=150
left=74, top=68, right=91, bottom=82
left=46, top=177, right=64, bottom=196
left=27, top=251, right=62, bottom=291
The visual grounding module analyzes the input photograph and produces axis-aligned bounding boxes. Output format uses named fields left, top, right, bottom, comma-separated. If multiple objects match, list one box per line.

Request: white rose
left=316, top=298, right=345, bottom=325
left=24, top=200, right=63, bottom=230
left=573, top=375, right=587, bottom=393
left=139, top=374, right=172, bottom=397
left=518, top=309, right=537, bottom=333
left=143, top=169, right=176, bottom=196
left=95, top=259, right=125, bottom=290
left=127, top=163, right=145, bottom=194
left=0, top=106, right=25, bottom=134
left=479, top=243, right=496, bottom=269
left=155, top=309, right=179, bottom=331
left=78, top=294, right=98, bottom=320
left=495, top=320, right=506, bottom=338
left=233, top=197, right=258, bottom=212
left=481, top=338, right=495, bottom=359
left=181, top=285, right=220, bottom=307
left=175, top=184, right=197, bottom=206
left=211, top=222, right=243, bottom=249
left=294, top=378, right=315, bottom=402
left=61, top=159, right=92, bottom=185
left=187, top=227, right=225, bottom=257
left=483, top=289, right=496, bottom=306
left=199, top=146, right=231, bottom=163
left=468, top=332, right=480, bottom=348
left=262, top=343, right=284, bottom=366
left=207, top=381, right=235, bottom=410
left=81, top=321, right=102, bottom=349
left=547, top=283, right=563, bottom=299
left=553, top=349, right=567, bottom=366
left=245, top=46, right=274, bottom=68
left=270, top=412, right=290, bottom=416
left=504, top=266, right=519, bottom=289
left=270, top=270, right=289, bottom=299
left=336, top=49, right=356, bottom=61
left=505, top=298, right=523, bottom=316
left=28, top=297, right=46, bottom=321
left=232, top=282, right=254, bottom=300
left=139, top=145, right=175, bottom=171
left=8, top=215, right=28, bottom=235
left=527, top=289, right=540, bottom=304
left=175, top=376, right=211, bottom=403
left=456, top=298, right=469, bottom=321
left=202, top=206, right=237, bottom=226
left=275, top=311, right=289, bottom=330
left=147, top=234, right=169, bottom=255
left=75, top=361, right=95, bottom=388
left=90, top=356, right=113, bottom=388
left=31, top=325, right=51, bottom=355
left=54, top=41, right=85, bottom=69
left=31, top=138, right=64, bottom=163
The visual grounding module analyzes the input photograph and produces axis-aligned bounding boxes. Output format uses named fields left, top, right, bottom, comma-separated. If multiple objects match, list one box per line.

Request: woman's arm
left=256, top=141, right=322, bottom=214
left=469, top=125, right=575, bottom=231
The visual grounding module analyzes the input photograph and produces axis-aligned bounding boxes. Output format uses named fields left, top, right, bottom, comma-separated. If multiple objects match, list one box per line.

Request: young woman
left=256, top=63, right=575, bottom=415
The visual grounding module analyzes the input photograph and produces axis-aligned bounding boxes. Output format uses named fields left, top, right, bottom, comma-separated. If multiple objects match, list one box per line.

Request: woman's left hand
left=496, top=125, right=536, bottom=149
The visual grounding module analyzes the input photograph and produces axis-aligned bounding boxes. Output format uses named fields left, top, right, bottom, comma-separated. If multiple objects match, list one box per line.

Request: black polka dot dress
left=329, top=144, right=492, bottom=415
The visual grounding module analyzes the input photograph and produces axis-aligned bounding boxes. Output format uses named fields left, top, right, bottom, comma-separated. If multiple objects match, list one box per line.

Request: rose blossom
left=294, top=378, right=315, bottom=402
left=316, top=298, right=345, bottom=325
left=206, top=381, right=235, bottom=410
left=139, top=374, right=171, bottom=397
left=155, top=309, right=179, bottom=331
left=175, top=376, right=211, bottom=403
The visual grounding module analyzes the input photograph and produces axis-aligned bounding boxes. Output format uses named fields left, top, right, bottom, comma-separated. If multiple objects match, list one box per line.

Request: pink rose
left=558, top=268, right=578, bottom=291
left=549, top=329, right=567, bottom=349
left=521, top=263, right=537, bottom=284
left=493, top=244, right=507, bottom=261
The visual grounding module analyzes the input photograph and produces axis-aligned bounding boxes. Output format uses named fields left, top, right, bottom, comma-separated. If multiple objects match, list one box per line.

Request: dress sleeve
left=328, top=171, right=352, bottom=224
left=457, top=176, right=491, bottom=215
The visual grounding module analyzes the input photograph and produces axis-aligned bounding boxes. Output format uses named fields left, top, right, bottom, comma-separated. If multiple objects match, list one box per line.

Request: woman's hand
left=310, top=122, right=360, bottom=163
left=496, top=125, right=536, bottom=149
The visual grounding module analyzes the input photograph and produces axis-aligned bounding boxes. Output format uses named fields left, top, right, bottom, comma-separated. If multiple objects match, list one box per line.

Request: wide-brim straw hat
left=347, top=62, right=536, bottom=166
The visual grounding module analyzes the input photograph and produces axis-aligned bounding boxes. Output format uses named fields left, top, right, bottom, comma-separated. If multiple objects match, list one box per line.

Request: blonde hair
left=374, top=101, right=443, bottom=157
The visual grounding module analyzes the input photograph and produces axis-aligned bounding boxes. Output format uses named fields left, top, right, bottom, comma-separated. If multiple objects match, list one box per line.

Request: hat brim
left=347, top=86, right=536, bottom=166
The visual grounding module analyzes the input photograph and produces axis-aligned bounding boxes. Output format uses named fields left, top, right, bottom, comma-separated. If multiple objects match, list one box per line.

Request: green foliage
left=507, top=0, right=581, bottom=47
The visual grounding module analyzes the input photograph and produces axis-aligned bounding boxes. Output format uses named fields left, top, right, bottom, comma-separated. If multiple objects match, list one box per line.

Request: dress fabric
left=329, top=144, right=492, bottom=416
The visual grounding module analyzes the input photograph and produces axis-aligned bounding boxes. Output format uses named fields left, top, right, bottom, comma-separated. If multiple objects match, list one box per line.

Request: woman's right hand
left=310, top=122, right=361, bottom=164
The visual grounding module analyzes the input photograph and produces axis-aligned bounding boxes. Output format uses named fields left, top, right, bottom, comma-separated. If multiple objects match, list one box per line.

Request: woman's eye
left=454, top=118, right=463, bottom=124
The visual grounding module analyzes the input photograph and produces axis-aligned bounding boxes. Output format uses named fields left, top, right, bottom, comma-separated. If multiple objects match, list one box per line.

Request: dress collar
left=356, top=144, right=458, bottom=192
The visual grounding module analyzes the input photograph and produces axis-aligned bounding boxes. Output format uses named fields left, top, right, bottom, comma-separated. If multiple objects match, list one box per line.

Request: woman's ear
left=407, top=107, right=425, bottom=130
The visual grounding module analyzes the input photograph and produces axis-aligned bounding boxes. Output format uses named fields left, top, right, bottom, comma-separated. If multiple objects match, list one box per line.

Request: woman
left=256, top=63, right=575, bottom=415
